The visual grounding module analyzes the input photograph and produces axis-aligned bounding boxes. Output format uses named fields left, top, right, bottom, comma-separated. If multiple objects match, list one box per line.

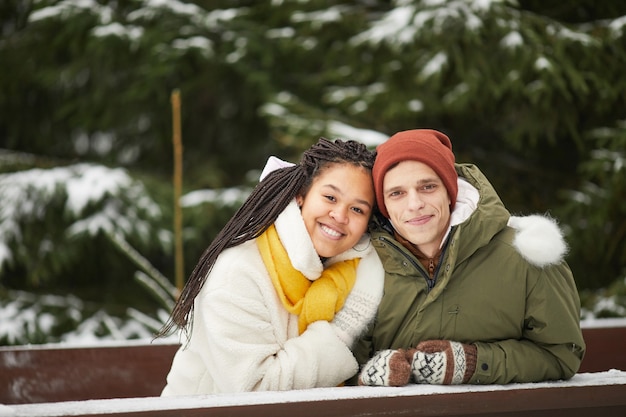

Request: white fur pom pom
left=508, top=215, right=568, bottom=267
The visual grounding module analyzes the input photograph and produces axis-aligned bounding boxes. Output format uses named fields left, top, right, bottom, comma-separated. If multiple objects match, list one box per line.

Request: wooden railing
left=0, top=341, right=177, bottom=404
left=1, top=323, right=625, bottom=416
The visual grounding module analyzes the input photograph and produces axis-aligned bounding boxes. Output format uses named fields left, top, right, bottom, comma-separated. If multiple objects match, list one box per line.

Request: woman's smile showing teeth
left=320, top=223, right=343, bottom=239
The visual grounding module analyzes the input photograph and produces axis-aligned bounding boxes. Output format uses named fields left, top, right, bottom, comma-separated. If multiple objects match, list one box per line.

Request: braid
left=156, top=137, right=375, bottom=338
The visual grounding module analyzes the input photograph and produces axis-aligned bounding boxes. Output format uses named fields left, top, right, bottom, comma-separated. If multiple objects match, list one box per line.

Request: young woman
left=159, top=138, right=384, bottom=395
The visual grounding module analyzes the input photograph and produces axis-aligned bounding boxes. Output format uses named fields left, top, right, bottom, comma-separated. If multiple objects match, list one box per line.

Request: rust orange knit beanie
left=373, top=129, right=458, bottom=218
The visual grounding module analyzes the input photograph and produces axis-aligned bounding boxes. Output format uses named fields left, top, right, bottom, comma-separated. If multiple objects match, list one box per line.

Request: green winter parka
left=351, top=163, right=586, bottom=384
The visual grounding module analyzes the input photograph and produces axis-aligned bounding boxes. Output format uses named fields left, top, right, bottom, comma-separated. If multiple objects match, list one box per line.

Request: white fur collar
left=273, top=200, right=322, bottom=280
left=273, top=200, right=373, bottom=281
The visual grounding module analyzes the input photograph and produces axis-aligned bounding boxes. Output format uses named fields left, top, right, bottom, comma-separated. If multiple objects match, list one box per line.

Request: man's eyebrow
left=415, top=177, right=441, bottom=185
left=383, top=184, right=403, bottom=194
left=322, top=184, right=373, bottom=208
left=384, top=177, right=441, bottom=193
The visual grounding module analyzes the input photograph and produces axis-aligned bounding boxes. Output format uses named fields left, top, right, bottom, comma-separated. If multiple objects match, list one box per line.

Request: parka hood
left=371, top=163, right=568, bottom=268
left=451, top=164, right=510, bottom=264
left=454, top=164, right=568, bottom=268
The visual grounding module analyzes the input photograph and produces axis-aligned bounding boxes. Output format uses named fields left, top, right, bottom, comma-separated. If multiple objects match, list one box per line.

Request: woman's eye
left=351, top=207, right=364, bottom=214
left=325, top=195, right=336, bottom=202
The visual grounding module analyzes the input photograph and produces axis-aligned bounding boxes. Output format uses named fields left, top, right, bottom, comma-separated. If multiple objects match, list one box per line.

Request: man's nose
left=407, top=190, right=425, bottom=210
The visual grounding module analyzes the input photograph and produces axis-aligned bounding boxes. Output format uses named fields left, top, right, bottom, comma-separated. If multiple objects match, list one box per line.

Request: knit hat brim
left=373, top=129, right=458, bottom=218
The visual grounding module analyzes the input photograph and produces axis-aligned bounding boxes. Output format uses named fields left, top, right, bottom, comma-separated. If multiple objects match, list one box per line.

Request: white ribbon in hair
left=259, top=156, right=295, bottom=181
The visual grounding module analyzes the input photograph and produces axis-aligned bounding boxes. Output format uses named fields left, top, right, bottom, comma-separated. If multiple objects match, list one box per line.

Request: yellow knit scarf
left=258, top=224, right=359, bottom=334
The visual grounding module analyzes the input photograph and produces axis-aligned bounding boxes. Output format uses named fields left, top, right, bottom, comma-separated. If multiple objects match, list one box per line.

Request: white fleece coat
left=162, top=201, right=384, bottom=395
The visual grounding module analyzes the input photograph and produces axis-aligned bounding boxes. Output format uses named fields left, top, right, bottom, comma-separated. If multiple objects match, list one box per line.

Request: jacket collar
left=273, top=200, right=373, bottom=281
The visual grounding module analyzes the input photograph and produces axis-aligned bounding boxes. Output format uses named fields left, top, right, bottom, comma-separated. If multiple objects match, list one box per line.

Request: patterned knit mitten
left=358, top=349, right=412, bottom=387
left=330, top=255, right=384, bottom=348
left=407, top=340, right=477, bottom=385
left=330, top=289, right=380, bottom=347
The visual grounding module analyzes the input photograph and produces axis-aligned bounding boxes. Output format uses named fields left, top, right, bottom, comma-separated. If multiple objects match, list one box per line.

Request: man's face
left=382, top=160, right=451, bottom=258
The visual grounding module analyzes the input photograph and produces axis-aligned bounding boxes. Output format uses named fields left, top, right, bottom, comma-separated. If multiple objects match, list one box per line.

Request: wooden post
left=171, top=89, right=184, bottom=295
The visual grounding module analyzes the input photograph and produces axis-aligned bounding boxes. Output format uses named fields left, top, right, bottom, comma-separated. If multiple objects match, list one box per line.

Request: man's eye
left=352, top=207, right=364, bottom=214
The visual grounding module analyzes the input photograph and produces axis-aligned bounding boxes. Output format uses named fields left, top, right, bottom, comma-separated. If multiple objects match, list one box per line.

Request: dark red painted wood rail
left=1, top=325, right=625, bottom=416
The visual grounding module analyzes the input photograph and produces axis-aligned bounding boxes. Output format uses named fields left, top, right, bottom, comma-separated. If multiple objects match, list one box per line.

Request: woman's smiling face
left=297, top=163, right=374, bottom=258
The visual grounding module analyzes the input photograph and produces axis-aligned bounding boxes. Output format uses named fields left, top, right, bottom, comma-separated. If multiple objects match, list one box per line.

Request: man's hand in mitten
left=358, top=349, right=412, bottom=387
left=406, top=340, right=477, bottom=385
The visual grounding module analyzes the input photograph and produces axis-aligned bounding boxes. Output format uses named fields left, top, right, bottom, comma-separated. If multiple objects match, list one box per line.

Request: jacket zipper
left=377, top=236, right=437, bottom=291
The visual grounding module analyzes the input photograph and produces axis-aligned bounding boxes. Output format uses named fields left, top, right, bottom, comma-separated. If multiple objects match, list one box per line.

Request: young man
left=353, top=129, right=585, bottom=386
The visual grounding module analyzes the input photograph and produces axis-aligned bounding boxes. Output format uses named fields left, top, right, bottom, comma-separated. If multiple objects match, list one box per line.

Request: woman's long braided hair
left=156, top=137, right=376, bottom=338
